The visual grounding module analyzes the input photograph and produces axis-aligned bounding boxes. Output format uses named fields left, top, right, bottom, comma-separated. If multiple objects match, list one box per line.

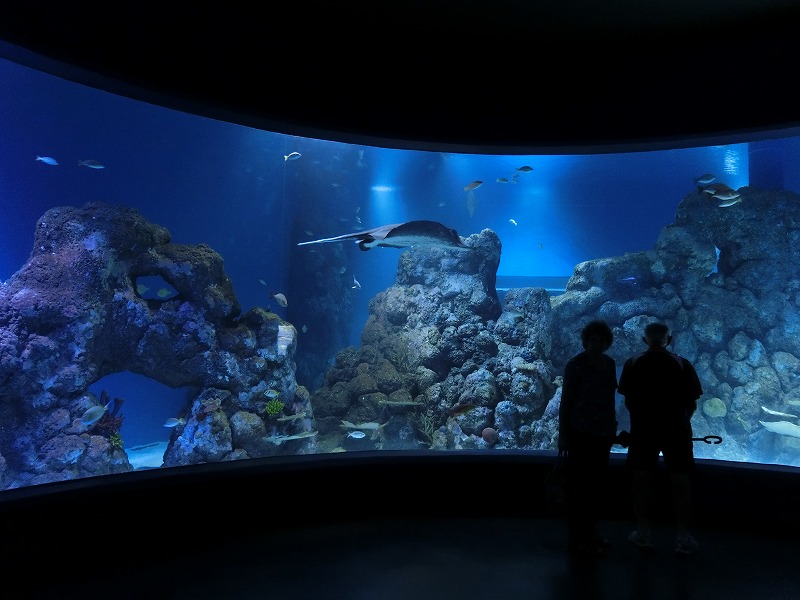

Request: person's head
left=581, top=320, right=613, bottom=352
left=643, top=322, right=671, bottom=348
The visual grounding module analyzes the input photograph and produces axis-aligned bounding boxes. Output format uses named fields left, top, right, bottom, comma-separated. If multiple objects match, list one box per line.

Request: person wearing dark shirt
left=559, top=320, right=619, bottom=556
left=618, top=322, right=703, bottom=555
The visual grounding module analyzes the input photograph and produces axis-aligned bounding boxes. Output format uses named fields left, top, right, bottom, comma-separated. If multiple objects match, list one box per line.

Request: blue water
left=2, top=56, right=800, bottom=447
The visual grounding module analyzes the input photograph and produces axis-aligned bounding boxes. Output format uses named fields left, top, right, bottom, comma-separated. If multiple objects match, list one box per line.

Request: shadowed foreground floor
left=3, top=452, right=799, bottom=599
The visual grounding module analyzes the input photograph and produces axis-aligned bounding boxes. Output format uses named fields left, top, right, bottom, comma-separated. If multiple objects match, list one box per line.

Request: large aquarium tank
left=3, top=54, right=800, bottom=493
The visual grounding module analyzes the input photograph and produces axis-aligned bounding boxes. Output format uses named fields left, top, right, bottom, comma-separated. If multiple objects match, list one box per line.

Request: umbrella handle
left=692, top=435, right=723, bottom=444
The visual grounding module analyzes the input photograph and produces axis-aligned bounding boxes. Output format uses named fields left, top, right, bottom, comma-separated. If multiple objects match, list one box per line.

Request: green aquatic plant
left=109, top=432, right=123, bottom=450
left=417, top=411, right=437, bottom=445
left=264, top=398, right=285, bottom=417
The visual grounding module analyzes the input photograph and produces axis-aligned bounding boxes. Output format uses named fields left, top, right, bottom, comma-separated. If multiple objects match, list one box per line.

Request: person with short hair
left=559, top=319, right=619, bottom=556
left=618, top=322, right=703, bottom=555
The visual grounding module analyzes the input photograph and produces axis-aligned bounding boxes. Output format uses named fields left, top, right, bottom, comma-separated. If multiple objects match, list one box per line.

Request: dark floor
left=19, top=516, right=800, bottom=600
left=4, top=453, right=800, bottom=599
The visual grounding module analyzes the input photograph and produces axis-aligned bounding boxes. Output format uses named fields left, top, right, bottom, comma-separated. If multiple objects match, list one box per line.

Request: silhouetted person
left=559, top=320, right=618, bottom=556
left=618, top=322, right=703, bottom=555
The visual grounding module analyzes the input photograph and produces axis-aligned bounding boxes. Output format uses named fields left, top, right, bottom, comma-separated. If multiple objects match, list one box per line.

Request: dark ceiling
left=2, top=1, right=799, bottom=151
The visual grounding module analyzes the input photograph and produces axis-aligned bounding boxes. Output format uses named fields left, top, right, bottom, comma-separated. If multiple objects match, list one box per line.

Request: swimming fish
left=701, top=182, right=726, bottom=194
left=761, top=406, right=799, bottom=419
left=712, top=188, right=741, bottom=201
left=264, top=389, right=280, bottom=399
left=340, top=420, right=387, bottom=430
left=464, top=180, right=483, bottom=191
left=136, top=283, right=150, bottom=295
left=696, top=173, right=716, bottom=186
left=156, top=288, right=172, bottom=298
left=347, top=431, right=366, bottom=439
left=78, top=159, right=105, bottom=169
left=265, top=430, right=318, bottom=444
left=509, top=219, right=518, bottom=226
left=516, top=165, right=534, bottom=172
left=717, top=197, right=742, bottom=208
left=497, top=177, right=510, bottom=183
left=271, top=292, right=288, bottom=307
left=36, top=156, right=58, bottom=165
left=352, top=276, right=361, bottom=289
left=80, top=400, right=113, bottom=425
left=297, top=220, right=471, bottom=252
left=760, top=420, right=800, bottom=439
left=284, top=152, right=302, bottom=161
left=301, top=324, right=308, bottom=333
left=163, top=417, right=186, bottom=428
left=450, top=403, right=477, bottom=416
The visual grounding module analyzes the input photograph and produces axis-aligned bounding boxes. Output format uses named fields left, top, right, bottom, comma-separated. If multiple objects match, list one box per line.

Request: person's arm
left=618, top=359, right=633, bottom=411
left=682, top=358, right=703, bottom=416
left=559, top=361, right=577, bottom=451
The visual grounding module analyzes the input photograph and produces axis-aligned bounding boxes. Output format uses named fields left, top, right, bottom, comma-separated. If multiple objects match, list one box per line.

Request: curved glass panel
left=2, top=55, right=800, bottom=492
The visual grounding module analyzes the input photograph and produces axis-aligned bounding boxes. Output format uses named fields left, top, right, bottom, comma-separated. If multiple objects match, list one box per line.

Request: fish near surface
left=36, top=155, right=58, bottom=165
left=297, top=220, right=471, bottom=252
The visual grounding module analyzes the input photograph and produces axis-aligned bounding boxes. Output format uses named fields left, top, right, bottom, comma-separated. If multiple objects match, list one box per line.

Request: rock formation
left=0, top=203, right=312, bottom=489
left=312, top=187, right=800, bottom=466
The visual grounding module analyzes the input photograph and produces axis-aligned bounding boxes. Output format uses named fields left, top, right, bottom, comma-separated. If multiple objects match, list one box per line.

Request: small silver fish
left=464, top=180, right=483, bottom=192
left=497, top=177, right=510, bottom=183
left=713, top=189, right=741, bottom=202
left=163, top=417, right=186, bottom=428
left=284, top=152, right=302, bottom=161
left=347, top=431, right=366, bottom=439
left=352, top=276, right=361, bottom=290
left=80, top=401, right=111, bottom=425
left=264, top=389, right=280, bottom=399
left=271, top=292, right=288, bottom=307
left=696, top=173, right=716, bottom=186
left=301, top=324, right=308, bottom=333
left=78, top=159, right=105, bottom=169
left=509, top=219, right=518, bottom=226
left=36, top=155, right=58, bottom=165
left=516, top=165, right=533, bottom=172
left=717, top=197, right=742, bottom=208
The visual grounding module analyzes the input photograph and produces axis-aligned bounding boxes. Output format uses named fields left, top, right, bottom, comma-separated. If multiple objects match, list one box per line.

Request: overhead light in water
left=370, top=185, right=394, bottom=192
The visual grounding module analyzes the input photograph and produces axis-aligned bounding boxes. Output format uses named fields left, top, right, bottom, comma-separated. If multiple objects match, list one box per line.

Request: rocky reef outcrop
left=556, top=186, right=800, bottom=465
left=312, top=187, right=800, bottom=466
left=0, top=203, right=313, bottom=489
left=311, top=228, right=562, bottom=452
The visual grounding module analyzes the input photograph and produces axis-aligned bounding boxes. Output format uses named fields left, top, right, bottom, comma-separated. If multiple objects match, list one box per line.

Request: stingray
left=297, top=220, right=471, bottom=252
